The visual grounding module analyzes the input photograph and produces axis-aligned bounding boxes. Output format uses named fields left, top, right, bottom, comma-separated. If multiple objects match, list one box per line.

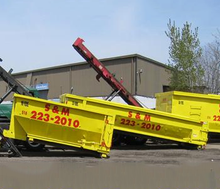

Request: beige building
left=0, top=54, right=170, bottom=100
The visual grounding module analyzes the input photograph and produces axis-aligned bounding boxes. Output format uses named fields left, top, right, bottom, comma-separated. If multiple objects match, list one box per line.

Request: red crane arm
left=73, top=37, right=142, bottom=107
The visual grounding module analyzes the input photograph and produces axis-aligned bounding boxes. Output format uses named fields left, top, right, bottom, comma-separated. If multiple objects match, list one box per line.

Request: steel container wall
left=156, top=91, right=220, bottom=133
left=60, top=93, right=209, bottom=147
left=4, top=94, right=114, bottom=157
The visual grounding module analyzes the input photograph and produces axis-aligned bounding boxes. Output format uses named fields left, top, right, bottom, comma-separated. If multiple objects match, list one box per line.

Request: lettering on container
left=26, top=103, right=80, bottom=128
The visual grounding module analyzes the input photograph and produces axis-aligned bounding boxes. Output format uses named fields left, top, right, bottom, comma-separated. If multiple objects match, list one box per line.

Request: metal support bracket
left=0, top=86, right=15, bottom=104
left=105, top=89, right=121, bottom=101
left=0, top=128, right=22, bottom=157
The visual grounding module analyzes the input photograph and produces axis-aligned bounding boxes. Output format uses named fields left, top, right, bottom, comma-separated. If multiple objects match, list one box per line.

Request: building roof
left=12, top=54, right=168, bottom=76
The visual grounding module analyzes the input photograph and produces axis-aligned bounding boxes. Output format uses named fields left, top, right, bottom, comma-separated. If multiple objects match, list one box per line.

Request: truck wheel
left=125, top=136, right=147, bottom=145
left=24, top=141, right=45, bottom=151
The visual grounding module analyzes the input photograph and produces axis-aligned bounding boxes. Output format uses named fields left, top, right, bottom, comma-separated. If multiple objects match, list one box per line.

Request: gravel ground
left=0, top=143, right=220, bottom=189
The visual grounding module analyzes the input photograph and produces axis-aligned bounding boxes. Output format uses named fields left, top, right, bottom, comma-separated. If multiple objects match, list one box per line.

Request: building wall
left=70, top=58, right=132, bottom=97
left=0, top=55, right=170, bottom=101
left=136, top=57, right=170, bottom=97
left=30, top=67, right=71, bottom=99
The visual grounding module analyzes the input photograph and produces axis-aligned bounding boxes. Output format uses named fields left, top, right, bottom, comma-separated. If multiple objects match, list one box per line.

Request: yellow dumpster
left=60, top=93, right=209, bottom=148
left=4, top=94, right=114, bottom=157
left=156, top=91, right=220, bottom=133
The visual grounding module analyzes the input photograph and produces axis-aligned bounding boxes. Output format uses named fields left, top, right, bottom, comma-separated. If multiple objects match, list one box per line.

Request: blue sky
left=0, top=0, right=219, bottom=72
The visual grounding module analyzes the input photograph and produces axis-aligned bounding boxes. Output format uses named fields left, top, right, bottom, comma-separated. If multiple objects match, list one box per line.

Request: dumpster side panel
left=5, top=103, right=27, bottom=141
left=156, top=91, right=220, bottom=133
left=60, top=94, right=208, bottom=146
left=155, top=92, right=173, bottom=113
left=4, top=94, right=114, bottom=155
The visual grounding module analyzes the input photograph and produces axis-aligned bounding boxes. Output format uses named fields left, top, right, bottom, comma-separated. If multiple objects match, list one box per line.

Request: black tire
left=24, top=141, right=45, bottom=151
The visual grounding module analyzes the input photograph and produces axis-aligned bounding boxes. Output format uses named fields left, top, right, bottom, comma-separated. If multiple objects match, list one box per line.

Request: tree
left=165, top=20, right=204, bottom=92
left=201, top=31, right=220, bottom=94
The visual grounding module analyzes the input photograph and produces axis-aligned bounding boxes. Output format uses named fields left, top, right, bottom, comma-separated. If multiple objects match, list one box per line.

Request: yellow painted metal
left=156, top=91, right=220, bottom=133
left=4, top=94, right=114, bottom=156
left=60, top=94, right=209, bottom=147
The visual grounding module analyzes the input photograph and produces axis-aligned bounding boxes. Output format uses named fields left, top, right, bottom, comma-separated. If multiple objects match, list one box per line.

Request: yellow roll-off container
left=60, top=93, right=209, bottom=148
left=156, top=91, right=220, bottom=133
left=4, top=94, right=114, bottom=157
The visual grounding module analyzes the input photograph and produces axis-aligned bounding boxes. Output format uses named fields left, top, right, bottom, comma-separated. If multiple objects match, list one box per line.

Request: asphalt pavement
left=0, top=143, right=220, bottom=189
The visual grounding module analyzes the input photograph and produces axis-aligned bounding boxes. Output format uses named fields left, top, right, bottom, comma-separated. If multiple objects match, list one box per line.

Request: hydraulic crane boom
left=0, top=66, right=32, bottom=103
left=73, top=38, right=143, bottom=107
